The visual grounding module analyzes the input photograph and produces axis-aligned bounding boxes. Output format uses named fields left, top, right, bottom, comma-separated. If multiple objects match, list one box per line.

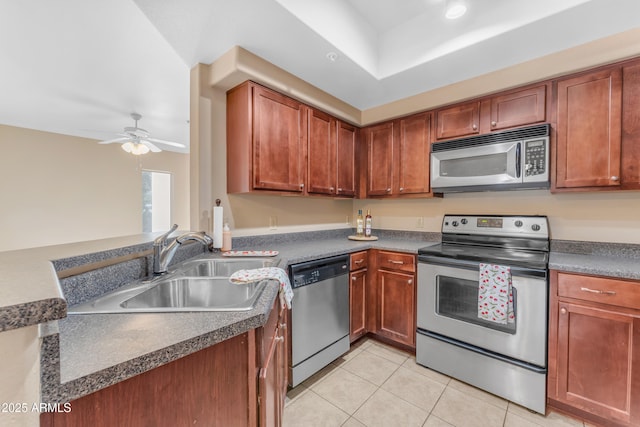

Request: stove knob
left=515, top=220, right=523, bottom=228
left=531, top=224, right=541, bottom=231
left=461, top=218, right=468, bottom=225
left=452, top=221, right=459, bottom=227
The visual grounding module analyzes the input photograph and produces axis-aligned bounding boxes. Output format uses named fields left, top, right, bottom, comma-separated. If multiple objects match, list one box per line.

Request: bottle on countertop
left=222, top=222, right=232, bottom=252
left=356, top=210, right=364, bottom=236
left=365, top=209, right=372, bottom=237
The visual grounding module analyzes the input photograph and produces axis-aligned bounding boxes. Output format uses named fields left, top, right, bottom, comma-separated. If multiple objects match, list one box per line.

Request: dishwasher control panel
left=289, top=255, right=349, bottom=288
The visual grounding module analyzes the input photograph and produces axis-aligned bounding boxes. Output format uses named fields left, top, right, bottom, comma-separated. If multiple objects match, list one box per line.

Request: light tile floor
left=284, top=338, right=588, bottom=427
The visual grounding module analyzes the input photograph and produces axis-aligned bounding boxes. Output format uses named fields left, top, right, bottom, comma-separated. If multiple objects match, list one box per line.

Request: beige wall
left=0, top=124, right=190, bottom=252
left=0, top=326, right=39, bottom=427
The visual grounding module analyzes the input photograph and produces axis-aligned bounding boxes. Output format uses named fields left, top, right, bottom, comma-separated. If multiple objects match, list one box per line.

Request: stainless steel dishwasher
left=289, top=254, right=350, bottom=387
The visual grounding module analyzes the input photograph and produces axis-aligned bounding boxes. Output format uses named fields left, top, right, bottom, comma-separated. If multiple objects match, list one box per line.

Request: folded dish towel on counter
left=229, top=267, right=293, bottom=309
left=478, top=263, right=514, bottom=325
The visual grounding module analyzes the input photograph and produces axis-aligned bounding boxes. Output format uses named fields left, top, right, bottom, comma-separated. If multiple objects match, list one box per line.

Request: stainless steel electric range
left=416, top=214, right=550, bottom=414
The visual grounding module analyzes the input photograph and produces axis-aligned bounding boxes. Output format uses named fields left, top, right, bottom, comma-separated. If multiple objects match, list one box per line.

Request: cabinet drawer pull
left=580, top=287, right=616, bottom=296
left=354, top=259, right=364, bottom=264
left=388, top=259, right=404, bottom=265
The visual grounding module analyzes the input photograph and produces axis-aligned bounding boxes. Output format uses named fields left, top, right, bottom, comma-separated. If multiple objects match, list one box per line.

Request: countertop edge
left=0, top=297, right=67, bottom=332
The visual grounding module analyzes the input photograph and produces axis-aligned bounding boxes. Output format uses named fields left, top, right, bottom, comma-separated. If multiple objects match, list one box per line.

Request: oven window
left=436, top=275, right=516, bottom=334
left=440, top=153, right=507, bottom=177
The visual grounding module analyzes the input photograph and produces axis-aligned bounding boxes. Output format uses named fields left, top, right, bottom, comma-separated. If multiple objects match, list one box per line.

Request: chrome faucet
left=152, top=224, right=214, bottom=275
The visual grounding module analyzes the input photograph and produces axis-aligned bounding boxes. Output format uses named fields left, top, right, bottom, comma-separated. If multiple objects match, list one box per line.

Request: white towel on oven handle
left=478, top=263, right=514, bottom=325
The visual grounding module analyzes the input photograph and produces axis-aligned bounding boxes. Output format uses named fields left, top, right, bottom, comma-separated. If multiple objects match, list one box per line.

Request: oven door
left=417, top=257, right=547, bottom=367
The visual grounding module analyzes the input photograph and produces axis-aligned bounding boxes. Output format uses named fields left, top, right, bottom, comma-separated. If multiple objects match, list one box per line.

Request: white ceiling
left=1, top=0, right=640, bottom=153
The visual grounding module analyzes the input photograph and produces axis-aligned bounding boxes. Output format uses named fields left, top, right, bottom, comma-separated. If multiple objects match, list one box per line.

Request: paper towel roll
left=213, top=206, right=223, bottom=249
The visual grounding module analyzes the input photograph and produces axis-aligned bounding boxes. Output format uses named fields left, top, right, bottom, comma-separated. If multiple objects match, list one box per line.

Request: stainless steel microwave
left=431, top=124, right=550, bottom=193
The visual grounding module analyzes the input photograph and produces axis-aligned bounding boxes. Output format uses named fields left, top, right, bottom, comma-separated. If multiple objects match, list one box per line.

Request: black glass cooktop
left=418, top=243, right=549, bottom=270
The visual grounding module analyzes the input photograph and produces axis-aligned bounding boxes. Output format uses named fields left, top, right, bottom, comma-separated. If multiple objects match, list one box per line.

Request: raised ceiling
left=1, top=0, right=639, bottom=152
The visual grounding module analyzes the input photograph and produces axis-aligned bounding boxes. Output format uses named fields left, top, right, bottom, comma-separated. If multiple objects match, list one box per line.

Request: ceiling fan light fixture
left=121, top=141, right=150, bottom=155
left=445, top=0, right=467, bottom=19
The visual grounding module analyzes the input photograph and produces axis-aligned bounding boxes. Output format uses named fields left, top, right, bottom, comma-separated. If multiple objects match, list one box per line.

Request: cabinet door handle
left=388, top=259, right=404, bottom=265
left=472, top=124, right=478, bottom=130
left=399, top=187, right=404, bottom=192
left=279, top=323, right=287, bottom=330
left=560, top=307, right=567, bottom=315
left=491, top=121, right=497, bottom=127
left=276, top=336, right=285, bottom=343
left=352, top=276, right=357, bottom=281
left=407, top=279, right=413, bottom=285
left=337, top=188, right=343, bottom=192
left=386, top=188, right=391, bottom=192
left=330, top=187, right=335, bottom=192
left=580, top=287, right=616, bottom=296
left=611, top=176, right=619, bottom=181
left=300, top=183, right=305, bottom=189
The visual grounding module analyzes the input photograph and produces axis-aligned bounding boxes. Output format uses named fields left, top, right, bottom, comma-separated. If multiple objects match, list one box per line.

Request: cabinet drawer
left=557, top=272, right=640, bottom=310
left=350, top=251, right=368, bottom=270
left=377, top=251, right=415, bottom=273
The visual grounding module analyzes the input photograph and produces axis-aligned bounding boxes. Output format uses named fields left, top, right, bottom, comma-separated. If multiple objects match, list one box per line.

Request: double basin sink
left=68, top=257, right=281, bottom=314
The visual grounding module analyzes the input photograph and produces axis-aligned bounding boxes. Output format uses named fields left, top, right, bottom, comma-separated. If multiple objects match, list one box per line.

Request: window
left=142, top=170, right=172, bottom=232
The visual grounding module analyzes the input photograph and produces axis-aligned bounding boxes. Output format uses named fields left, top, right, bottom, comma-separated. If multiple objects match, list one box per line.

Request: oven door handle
left=418, top=255, right=547, bottom=279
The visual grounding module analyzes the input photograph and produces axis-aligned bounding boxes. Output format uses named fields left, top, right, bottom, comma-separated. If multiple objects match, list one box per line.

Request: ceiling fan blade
left=98, top=137, right=130, bottom=145
left=146, top=137, right=186, bottom=148
left=141, top=140, right=162, bottom=152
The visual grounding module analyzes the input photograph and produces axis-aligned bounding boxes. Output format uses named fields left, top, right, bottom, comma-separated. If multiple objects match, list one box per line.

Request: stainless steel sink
left=176, top=258, right=280, bottom=277
left=67, top=256, right=281, bottom=314
left=120, top=277, right=265, bottom=311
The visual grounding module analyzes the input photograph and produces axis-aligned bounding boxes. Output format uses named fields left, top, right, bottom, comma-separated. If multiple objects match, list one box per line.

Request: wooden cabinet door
left=555, top=68, right=622, bottom=189
left=350, top=269, right=367, bottom=342
left=398, top=112, right=431, bottom=195
left=377, top=269, right=415, bottom=347
left=489, top=85, right=546, bottom=131
left=307, top=108, right=337, bottom=195
left=253, top=85, right=305, bottom=192
left=336, top=121, right=357, bottom=197
left=366, top=122, right=394, bottom=196
left=556, top=301, right=640, bottom=425
left=434, top=101, right=480, bottom=140
left=622, top=62, right=640, bottom=188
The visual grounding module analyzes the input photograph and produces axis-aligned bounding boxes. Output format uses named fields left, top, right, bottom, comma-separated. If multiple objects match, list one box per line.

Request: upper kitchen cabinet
left=307, top=109, right=357, bottom=197
left=434, top=84, right=548, bottom=141
left=227, top=81, right=306, bottom=194
left=434, top=101, right=481, bottom=140
left=554, top=68, right=622, bottom=190
left=364, top=112, right=432, bottom=198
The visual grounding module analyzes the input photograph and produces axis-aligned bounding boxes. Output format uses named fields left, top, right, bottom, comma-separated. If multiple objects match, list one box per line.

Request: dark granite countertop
left=549, top=240, right=640, bottom=280
left=42, top=229, right=439, bottom=403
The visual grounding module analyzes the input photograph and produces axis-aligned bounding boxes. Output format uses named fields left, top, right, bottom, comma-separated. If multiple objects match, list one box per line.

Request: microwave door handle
left=516, top=142, right=521, bottom=178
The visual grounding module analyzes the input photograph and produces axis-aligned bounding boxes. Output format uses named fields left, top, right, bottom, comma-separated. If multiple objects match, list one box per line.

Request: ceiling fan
left=98, top=113, right=186, bottom=155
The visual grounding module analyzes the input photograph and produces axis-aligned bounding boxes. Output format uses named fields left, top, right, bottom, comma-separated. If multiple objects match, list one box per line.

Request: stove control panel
left=442, top=215, right=549, bottom=238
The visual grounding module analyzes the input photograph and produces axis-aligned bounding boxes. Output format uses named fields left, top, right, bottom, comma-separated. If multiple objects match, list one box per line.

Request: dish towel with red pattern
left=229, top=267, right=293, bottom=309
left=478, top=263, right=514, bottom=325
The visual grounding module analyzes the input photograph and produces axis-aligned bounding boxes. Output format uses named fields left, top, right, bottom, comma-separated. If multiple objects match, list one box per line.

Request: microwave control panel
left=524, top=139, right=547, bottom=177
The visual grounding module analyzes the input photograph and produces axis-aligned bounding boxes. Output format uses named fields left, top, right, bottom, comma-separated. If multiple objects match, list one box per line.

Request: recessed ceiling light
left=326, top=52, right=338, bottom=62
left=445, top=0, right=467, bottom=19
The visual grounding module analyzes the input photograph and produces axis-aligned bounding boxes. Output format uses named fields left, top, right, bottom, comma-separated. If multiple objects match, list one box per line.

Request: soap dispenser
left=222, top=223, right=232, bottom=252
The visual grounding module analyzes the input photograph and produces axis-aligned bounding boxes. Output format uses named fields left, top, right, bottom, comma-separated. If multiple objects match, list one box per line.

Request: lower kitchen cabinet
left=374, top=251, right=416, bottom=349
left=258, top=298, right=288, bottom=427
left=42, top=298, right=287, bottom=427
left=349, top=251, right=368, bottom=342
left=548, top=271, right=640, bottom=427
